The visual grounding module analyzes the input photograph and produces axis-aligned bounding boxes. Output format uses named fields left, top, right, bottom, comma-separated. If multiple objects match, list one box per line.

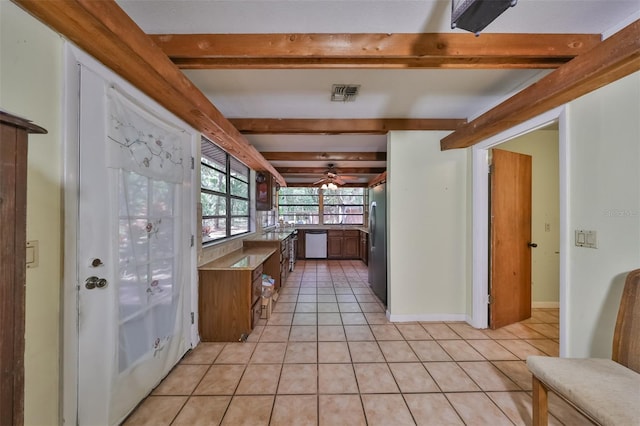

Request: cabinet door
left=360, top=233, right=368, bottom=265
left=343, top=236, right=360, bottom=258
left=327, top=236, right=343, bottom=258
left=297, top=230, right=305, bottom=259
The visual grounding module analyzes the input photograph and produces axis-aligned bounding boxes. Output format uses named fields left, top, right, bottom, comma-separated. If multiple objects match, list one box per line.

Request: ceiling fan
left=313, top=164, right=356, bottom=187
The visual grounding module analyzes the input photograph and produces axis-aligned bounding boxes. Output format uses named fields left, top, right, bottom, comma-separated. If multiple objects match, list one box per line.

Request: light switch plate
left=575, top=230, right=597, bottom=248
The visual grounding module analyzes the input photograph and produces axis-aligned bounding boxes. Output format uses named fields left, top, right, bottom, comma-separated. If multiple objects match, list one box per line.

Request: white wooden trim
left=388, top=313, right=468, bottom=323
left=558, top=108, right=569, bottom=357
left=470, top=147, right=490, bottom=329
left=532, top=302, right=560, bottom=309
left=61, top=43, right=80, bottom=426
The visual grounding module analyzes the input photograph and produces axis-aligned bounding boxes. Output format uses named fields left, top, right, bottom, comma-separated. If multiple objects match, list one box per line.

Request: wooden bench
left=527, top=268, right=640, bottom=426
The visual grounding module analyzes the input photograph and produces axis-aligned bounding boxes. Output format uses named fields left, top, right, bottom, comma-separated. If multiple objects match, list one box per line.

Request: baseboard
left=465, top=314, right=480, bottom=328
left=532, top=301, right=560, bottom=309
left=387, top=312, right=467, bottom=323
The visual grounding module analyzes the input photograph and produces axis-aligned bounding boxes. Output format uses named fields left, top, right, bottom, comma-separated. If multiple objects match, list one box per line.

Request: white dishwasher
left=305, top=230, right=327, bottom=259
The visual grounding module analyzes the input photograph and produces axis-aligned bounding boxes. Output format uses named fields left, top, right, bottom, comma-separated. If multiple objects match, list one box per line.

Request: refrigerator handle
left=369, top=201, right=376, bottom=248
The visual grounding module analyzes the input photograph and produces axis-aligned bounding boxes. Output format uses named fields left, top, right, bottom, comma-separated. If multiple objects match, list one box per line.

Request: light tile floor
left=123, top=260, right=593, bottom=426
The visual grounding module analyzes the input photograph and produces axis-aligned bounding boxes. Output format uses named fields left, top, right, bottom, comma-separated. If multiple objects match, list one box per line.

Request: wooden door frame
left=469, top=106, right=568, bottom=356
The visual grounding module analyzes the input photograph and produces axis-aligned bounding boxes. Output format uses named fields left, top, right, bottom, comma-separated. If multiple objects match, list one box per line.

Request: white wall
left=0, top=3, right=63, bottom=425
left=387, top=131, right=469, bottom=320
left=565, top=71, right=640, bottom=358
left=499, top=130, right=560, bottom=305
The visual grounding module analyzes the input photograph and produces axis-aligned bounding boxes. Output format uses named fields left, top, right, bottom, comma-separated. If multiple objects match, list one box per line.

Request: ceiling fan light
left=321, top=183, right=328, bottom=190
left=328, top=182, right=337, bottom=190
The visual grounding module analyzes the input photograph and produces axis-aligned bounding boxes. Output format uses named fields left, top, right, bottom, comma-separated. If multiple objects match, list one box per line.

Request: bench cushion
left=527, top=356, right=640, bottom=426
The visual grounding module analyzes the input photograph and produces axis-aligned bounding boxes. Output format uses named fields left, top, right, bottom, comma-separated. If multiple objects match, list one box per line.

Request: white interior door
left=77, top=65, right=193, bottom=425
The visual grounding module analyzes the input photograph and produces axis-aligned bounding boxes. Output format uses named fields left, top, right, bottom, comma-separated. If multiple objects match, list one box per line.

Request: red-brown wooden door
left=490, top=149, right=533, bottom=329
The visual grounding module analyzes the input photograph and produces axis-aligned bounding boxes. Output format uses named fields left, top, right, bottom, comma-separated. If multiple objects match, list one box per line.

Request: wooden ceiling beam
left=277, top=167, right=386, bottom=175
left=287, top=182, right=366, bottom=188
left=12, top=0, right=286, bottom=186
left=150, top=33, right=601, bottom=69
left=441, top=20, right=640, bottom=150
left=262, top=152, right=387, bottom=161
left=368, top=171, right=388, bottom=188
left=231, top=118, right=465, bottom=134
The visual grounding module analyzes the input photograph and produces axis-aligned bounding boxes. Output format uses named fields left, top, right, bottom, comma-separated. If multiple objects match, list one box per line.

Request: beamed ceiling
left=12, top=0, right=640, bottom=186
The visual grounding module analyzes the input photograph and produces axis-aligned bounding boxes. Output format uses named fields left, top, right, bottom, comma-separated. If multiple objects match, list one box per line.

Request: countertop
left=295, top=226, right=369, bottom=234
left=198, top=246, right=277, bottom=271
left=245, top=229, right=297, bottom=242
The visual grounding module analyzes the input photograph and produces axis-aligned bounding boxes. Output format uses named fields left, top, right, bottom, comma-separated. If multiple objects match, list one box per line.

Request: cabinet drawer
left=344, top=230, right=359, bottom=237
left=252, top=264, right=263, bottom=281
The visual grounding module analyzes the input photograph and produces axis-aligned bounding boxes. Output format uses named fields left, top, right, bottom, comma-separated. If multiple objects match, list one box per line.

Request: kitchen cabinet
left=327, top=230, right=343, bottom=259
left=279, top=236, right=291, bottom=285
left=255, top=172, right=273, bottom=211
left=198, top=247, right=278, bottom=341
left=296, top=230, right=305, bottom=259
left=360, top=230, right=368, bottom=265
left=0, top=112, right=46, bottom=426
left=343, top=230, right=360, bottom=258
left=243, top=231, right=294, bottom=290
left=327, top=229, right=360, bottom=259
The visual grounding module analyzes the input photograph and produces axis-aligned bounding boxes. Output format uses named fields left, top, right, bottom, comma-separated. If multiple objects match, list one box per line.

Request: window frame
left=277, top=187, right=321, bottom=225
left=322, top=188, right=366, bottom=225
left=201, top=137, right=251, bottom=245
left=278, top=187, right=366, bottom=226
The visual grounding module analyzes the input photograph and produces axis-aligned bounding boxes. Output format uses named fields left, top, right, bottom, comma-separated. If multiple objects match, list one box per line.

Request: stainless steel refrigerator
left=368, top=183, right=387, bottom=305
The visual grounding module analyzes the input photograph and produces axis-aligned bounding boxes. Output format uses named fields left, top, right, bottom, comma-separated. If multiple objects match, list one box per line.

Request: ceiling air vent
left=331, top=84, right=360, bottom=102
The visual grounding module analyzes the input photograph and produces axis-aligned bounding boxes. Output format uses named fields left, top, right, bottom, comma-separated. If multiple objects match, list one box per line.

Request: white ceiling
left=117, top=0, right=640, bottom=185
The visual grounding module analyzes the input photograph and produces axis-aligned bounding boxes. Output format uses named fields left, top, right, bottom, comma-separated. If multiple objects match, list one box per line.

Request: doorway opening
left=495, top=127, right=560, bottom=307
left=471, top=106, right=567, bottom=354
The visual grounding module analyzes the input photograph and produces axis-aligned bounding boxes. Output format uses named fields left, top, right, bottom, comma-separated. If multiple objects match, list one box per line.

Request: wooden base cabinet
left=360, top=231, right=368, bottom=265
left=296, top=230, right=305, bottom=259
left=198, top=264, right=263, bottom=342
left=327, top=231, right=343, bottom=259
left=343, top=231, right=360, bottom=258
left=243, top=236, right=291, bottom=290
left=328, top=230, right=360, bottom=259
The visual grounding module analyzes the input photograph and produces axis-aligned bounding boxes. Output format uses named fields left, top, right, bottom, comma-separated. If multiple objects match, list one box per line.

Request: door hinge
left=190, top=235, right=195, bottom=247
left=487, top=294, right=494, bottom=304
left=191, top=312, right=195, bottom=324
left=191, top=157, right=195, bottom=170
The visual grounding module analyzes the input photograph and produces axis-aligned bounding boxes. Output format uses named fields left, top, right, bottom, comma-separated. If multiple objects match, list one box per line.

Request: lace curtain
left=106, top=88, right=189, bottom=373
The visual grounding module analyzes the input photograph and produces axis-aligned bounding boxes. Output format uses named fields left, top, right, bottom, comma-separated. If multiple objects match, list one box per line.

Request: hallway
left=123, top=260, right=590, bottom=425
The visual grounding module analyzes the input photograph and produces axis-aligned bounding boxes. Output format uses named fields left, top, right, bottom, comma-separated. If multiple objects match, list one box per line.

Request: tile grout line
left=130, top=260, right=563, bottom=426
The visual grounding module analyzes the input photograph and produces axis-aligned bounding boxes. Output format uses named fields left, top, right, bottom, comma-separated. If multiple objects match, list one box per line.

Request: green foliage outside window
left=201, top=138, right=250, bottom=243
left=278, top=187, right=364, bottom=225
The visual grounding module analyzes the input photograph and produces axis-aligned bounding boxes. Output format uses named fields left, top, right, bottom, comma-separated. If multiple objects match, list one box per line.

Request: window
left=323, top=187, right=365, bottom=224
left=261, top=210, right=277, bottom=229
left=201, top=137, right=250, bottom=244
left=278, top=187, right=320, bottom=225
left=278, top=187, right=365, bottom=225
